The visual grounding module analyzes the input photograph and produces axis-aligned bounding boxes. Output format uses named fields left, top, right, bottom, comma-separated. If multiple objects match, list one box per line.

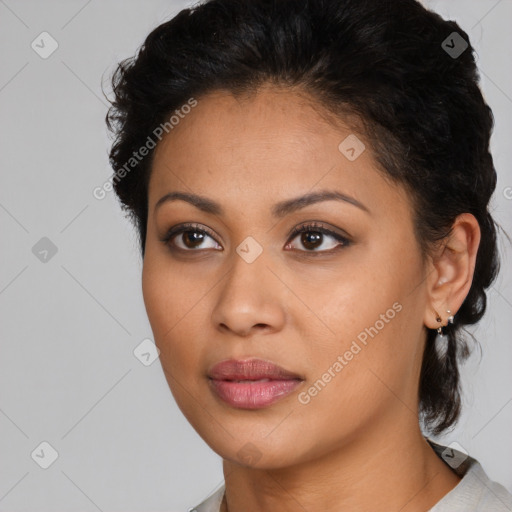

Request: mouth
left=207, top=358, right=304, bottom=409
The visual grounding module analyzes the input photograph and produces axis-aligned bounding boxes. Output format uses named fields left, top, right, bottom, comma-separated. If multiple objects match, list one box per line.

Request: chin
left=193, top=419, right=312, bottom=469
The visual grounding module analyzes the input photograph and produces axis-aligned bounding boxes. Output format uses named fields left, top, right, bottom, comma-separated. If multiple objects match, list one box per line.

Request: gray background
left=0, top=1, right=511, bottom=511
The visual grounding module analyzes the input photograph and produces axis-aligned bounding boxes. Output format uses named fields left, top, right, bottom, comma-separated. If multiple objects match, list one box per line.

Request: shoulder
left=190, top=485, right=225, bottom=512
left=428, top=440, right=512, bottom=511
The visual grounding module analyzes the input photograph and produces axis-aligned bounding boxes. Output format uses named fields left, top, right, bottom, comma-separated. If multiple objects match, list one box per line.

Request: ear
left=423, top=213, right=481, bottom=329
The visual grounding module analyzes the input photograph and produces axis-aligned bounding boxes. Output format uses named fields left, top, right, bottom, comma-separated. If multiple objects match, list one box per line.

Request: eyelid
left=159, top=222, right=221, bottom=247
left=285, top=221, right=352, bottom=253
left=287, top=221, right=351, bottom=242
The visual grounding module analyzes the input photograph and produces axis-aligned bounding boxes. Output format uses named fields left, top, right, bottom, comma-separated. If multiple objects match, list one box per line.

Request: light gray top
left=191, top=441, right=512, bottom=511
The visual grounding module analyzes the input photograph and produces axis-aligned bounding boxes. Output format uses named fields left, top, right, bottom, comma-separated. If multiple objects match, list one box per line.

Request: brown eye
left=181, top=230, right=207, bottom=249
left=286, top=223, right=351, bottom=253
left=299, top=231, right=323, bottom=250
left=161, top=223, right=221, bottom=252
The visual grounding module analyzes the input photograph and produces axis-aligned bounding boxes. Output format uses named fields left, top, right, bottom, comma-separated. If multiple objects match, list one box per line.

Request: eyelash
left=286, top=223, right=351, bottom=254
left=160, top=221, right=351, bottom=255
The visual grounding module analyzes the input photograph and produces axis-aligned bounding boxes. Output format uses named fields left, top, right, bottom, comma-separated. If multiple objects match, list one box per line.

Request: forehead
left=151, top=86, right=344, bottom=165
left=148, top=87, right=407, bottom=218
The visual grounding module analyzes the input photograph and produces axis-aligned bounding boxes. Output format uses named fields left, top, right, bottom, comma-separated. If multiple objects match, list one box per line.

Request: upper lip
left=208, top=358, right=303, bottom=381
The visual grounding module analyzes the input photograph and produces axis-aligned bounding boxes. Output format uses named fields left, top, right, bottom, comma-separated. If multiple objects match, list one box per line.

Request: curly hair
left=105, top=0, right=500, bottom=435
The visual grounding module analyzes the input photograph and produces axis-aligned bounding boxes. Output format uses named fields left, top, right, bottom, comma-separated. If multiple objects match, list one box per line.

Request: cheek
left=142, top=252, right=199, bottom=339
left=141, top=259, right=173, bottom=338
left=142, top=257, right=186, bottom=364
left=141, top=258, right=208, bottom=419
left=141, top=255, right=208, bottom=374
left=292, top=301, right=421, bottom=447
left=296, top=238, right=425, bottom=397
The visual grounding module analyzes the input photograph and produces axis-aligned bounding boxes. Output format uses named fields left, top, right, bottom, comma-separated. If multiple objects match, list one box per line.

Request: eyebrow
left=154, top=189, right=370, bottom=217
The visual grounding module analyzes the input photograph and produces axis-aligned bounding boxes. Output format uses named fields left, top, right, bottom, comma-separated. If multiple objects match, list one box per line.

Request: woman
left=105, top=0, right=512, bottom=510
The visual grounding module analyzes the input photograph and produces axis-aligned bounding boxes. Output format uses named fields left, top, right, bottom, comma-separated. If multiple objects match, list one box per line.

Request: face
left=142, top=86, right=431, bottom=469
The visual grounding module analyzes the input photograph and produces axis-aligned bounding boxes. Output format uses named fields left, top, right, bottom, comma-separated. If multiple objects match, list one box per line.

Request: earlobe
left=423, top=213, right=481, bottom=331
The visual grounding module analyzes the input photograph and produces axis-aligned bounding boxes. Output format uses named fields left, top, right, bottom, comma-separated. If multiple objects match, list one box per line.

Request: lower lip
left=209, top=378, right=302, bottom=409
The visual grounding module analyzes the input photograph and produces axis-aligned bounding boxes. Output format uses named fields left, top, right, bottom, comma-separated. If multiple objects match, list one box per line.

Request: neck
left=220, top=419, right=460, bottom=512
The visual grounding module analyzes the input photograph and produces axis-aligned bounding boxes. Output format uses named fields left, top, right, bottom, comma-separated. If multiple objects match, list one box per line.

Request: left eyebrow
left=153, top=189, right=370, bottom=216
left=271, top=190, right=370, bottom=217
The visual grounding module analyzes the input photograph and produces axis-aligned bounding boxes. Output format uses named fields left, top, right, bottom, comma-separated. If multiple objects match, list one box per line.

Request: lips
left=208, top=358, right=303, bottom=381
left=208, top=358, right=304, bottom=409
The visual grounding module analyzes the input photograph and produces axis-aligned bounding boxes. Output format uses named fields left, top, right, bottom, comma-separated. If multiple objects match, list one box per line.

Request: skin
left=142, top=84, right=481, bottom=511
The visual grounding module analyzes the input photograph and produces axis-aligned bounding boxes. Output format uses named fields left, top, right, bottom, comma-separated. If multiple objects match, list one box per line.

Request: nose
left=210, top=250, right=286, bottom=338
